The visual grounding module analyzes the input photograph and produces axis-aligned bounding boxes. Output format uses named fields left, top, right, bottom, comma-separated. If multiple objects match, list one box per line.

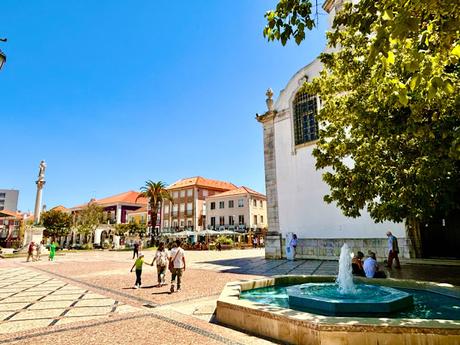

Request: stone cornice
left=255, top=110, right=277, bottom=124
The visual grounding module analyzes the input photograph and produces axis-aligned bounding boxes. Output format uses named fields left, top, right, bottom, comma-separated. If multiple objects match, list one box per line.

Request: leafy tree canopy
left=41, top=209, right=72, bottom=238
left=75, top=202, right=103, bottom=241
left=264, top=0, right=460, bottom=256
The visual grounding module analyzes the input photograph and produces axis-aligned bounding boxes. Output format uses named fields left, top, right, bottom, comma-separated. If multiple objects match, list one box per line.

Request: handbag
left=169, top=249, right=180, bottom=272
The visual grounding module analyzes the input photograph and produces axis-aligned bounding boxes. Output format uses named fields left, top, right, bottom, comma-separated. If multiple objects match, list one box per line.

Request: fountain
left=216, top=243, right=460, bottom=344
left=286, top=243, right=413, bottom=315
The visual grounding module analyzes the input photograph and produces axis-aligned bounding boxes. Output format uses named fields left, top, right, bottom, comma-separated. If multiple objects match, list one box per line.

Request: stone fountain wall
left=265, top=237, right=412, bottom=260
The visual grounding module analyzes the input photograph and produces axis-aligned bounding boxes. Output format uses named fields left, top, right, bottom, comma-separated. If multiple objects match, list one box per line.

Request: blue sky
left=0, top=0, right=328, bottom=212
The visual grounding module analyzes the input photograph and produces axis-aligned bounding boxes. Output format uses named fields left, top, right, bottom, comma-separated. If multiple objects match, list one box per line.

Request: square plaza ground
left=1, top=249, right=459, bottom=345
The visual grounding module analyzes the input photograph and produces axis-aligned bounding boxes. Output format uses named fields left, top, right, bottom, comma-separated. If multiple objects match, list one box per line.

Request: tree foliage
left=265, top=0, right=460, bottom=256
left=41, top=210, right=72, bottom=238
left=137, top=180, right=172, bottom=239
left=75, top=202, right=103, bottom=243
left=114, top=222, right=147, bottom=237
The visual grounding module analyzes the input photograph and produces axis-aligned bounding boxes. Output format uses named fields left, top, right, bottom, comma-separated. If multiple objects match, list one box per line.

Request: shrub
left=216, top=236, right=233, bottom=246
left=81, top=243, right=93, bottom=250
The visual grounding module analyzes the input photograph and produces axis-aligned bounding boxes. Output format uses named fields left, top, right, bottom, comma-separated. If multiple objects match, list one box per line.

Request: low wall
left=266, top=236, right=412, bottom=260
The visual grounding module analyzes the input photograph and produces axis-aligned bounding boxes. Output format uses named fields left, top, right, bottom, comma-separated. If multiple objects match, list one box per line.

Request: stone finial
left=266, top=88, right=274, bottom=112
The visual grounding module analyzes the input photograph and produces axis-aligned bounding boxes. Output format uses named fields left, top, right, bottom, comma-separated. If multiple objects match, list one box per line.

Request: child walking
left=130, top=253, right=146, bottom=289
left=150, top=242, right=169, bottom=287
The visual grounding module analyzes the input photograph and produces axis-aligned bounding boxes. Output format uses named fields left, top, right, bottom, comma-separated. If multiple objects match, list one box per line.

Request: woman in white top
left=151, top=242, right=169, bottom=287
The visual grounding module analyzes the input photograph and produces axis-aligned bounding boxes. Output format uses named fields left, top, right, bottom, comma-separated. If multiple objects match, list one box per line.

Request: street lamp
left=0, top=38, right=7, bottom=71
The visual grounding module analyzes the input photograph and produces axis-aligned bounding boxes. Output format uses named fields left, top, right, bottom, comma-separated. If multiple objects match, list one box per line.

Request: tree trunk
left=406, top=217, right=423, bottom=258
left=150, top=202, right=158, bottom=247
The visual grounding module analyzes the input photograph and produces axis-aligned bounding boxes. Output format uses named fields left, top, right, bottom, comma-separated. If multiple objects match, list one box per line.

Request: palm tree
left=137, top=180, right=172, bottom=245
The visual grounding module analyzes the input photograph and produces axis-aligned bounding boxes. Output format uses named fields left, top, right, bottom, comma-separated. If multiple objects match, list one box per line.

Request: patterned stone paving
left=0, top=267, right=139, bottom=334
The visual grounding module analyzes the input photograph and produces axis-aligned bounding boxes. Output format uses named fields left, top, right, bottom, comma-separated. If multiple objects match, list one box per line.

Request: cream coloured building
left=205, top=187, right=267, bottom=232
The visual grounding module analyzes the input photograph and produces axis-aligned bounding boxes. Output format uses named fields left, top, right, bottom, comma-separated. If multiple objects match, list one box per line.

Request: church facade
left=257, top=0, right=410, bottom=260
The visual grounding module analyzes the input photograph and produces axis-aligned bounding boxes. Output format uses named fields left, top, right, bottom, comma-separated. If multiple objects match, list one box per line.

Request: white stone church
left=257, top=0, right=409, bottom=260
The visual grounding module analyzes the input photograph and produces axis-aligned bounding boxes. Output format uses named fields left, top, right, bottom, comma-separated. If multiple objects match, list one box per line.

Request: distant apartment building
left=161, top=177, right=237, bottom=232
left=205, top=187, right=267, bottom=232
left=0, top=189, right=19, bottom=212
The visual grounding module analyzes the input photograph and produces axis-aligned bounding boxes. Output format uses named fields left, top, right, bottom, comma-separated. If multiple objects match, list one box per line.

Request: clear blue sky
left=0, top=0, right=328, bottom=212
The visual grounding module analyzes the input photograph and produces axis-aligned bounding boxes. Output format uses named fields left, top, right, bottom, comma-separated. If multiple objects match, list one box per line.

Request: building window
left=173, top=220, right=178, bottom=228
left=187, top=219, right=192, bottom=227
left=219, top=201, right=225, bottom=209
left=261, top=215, right=264, bottom=223
left=254, top=215, right=257, bottom=224
left=238, top=199, right=244, bottom=207
left=202, top=190, right=208, bottom=197
left=229, top=216, right=234, bottom=225
left=0, top=193, right=5, bottom=198
left=228, top=200, right=234, bottom=208
left=210, top=217, right=216, bottom=227
left=164, top=220, right=169, bottom=228
left=293, top=91, right=318, bottom=145
left=180, top=190, right=185, bottom=197
left=260, top=200, right=263, bottom=207
left=253, top=199, right=257, bottom=207
left=172, top=191, right=179, bottom=198
left=164, top=205, right=169, bottom=214
left=219, top=216, right=225, bottom=226
left=180, top=220, right=184, bottom=227
left=179, top=203, right=185, bottom=212
left=187, top=189, right=193, bottom=197
left=238, top=215, right=244, bottom=225
left=210, top=202, right=216, bottom=210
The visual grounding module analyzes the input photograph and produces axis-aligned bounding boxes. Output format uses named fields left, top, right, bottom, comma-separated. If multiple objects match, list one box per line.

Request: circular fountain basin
left=287, top=283, right=413, bottom=315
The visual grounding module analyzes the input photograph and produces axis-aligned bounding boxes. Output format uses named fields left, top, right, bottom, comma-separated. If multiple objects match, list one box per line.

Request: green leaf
left=387, top=51, right=395, bottom=64
left=382, top=10, right=394, bottom=21
left=451, top=45, right=460, bottom=57
left=409, top=75, right=421, bottom=91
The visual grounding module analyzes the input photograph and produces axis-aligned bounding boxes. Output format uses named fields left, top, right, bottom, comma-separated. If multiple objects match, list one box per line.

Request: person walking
left=130, top=253, right=146, bottom=288
left=26, top=241, right=35, bottom=262
left=386, top=231, right=401, bottom=269
left=35, top=241, right=44, bottom=261
left=151, top=242, right=169, bottom=287
left=290, top=234, right=298, bottom=260
left=48, top=240, right=57, bottom=261
left=132, top=240, right=139, bottom=259
left=169, top=239, right=186, bottom=293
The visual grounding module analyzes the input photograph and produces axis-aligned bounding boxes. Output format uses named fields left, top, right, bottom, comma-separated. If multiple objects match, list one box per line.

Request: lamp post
left=0, top=38, right=7, bottom=71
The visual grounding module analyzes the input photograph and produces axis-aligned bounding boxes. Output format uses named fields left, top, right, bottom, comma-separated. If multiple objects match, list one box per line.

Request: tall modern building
left=0, top=189, right=19, bottom=212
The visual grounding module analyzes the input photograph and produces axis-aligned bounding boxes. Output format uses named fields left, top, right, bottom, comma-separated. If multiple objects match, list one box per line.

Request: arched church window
left=293, top=91, right=318, bottom=145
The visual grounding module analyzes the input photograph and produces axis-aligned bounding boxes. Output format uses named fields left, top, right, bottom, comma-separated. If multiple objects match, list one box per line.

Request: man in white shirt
left=170, top=239, right=186, bottom=293
left=363, top=252, right=386, bottom=278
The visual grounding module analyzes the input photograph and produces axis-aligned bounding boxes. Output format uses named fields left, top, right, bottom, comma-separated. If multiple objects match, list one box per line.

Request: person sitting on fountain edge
left=363, top=252, right=386, bottom=279
left=352, top=251, right=365, bottom=276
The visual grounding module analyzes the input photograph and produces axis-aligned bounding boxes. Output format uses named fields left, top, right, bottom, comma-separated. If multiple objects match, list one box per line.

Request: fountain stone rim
left=286, top=283, right=414, bottom=315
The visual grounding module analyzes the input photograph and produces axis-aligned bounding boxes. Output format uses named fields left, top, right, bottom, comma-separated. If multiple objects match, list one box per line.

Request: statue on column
left=38, top=160, right=46, bottom=181
left=34, top=160, right=47, bottom=224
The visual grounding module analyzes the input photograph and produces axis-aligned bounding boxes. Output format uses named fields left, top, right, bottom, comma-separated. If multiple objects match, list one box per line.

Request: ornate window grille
left=293, top=92, right=319, bottom=145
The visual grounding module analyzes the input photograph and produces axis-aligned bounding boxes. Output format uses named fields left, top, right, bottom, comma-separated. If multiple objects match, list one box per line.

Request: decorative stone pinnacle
left=266, top=88, right=274, bottom=112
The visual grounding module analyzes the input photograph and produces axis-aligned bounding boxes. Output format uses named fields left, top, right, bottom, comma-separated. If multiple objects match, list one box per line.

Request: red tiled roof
left=207, top=186, right=266, bottom=199
left=167, top=176, right=237, bottom=191
left=50, top=205, right=68, bottom=212
left=71, top=191, right=147, bottom=209
left=0, top=209, right=24, bottom=218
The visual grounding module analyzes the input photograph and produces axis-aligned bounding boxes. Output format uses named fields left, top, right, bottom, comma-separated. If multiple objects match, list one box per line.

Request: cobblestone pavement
left=1, top=249, right=459, bottom=344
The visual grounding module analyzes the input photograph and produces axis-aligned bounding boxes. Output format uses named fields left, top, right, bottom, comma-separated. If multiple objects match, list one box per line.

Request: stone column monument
left=256, top=89, right=283, bottom=259
left=34, top=160, right=47, bottom=224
